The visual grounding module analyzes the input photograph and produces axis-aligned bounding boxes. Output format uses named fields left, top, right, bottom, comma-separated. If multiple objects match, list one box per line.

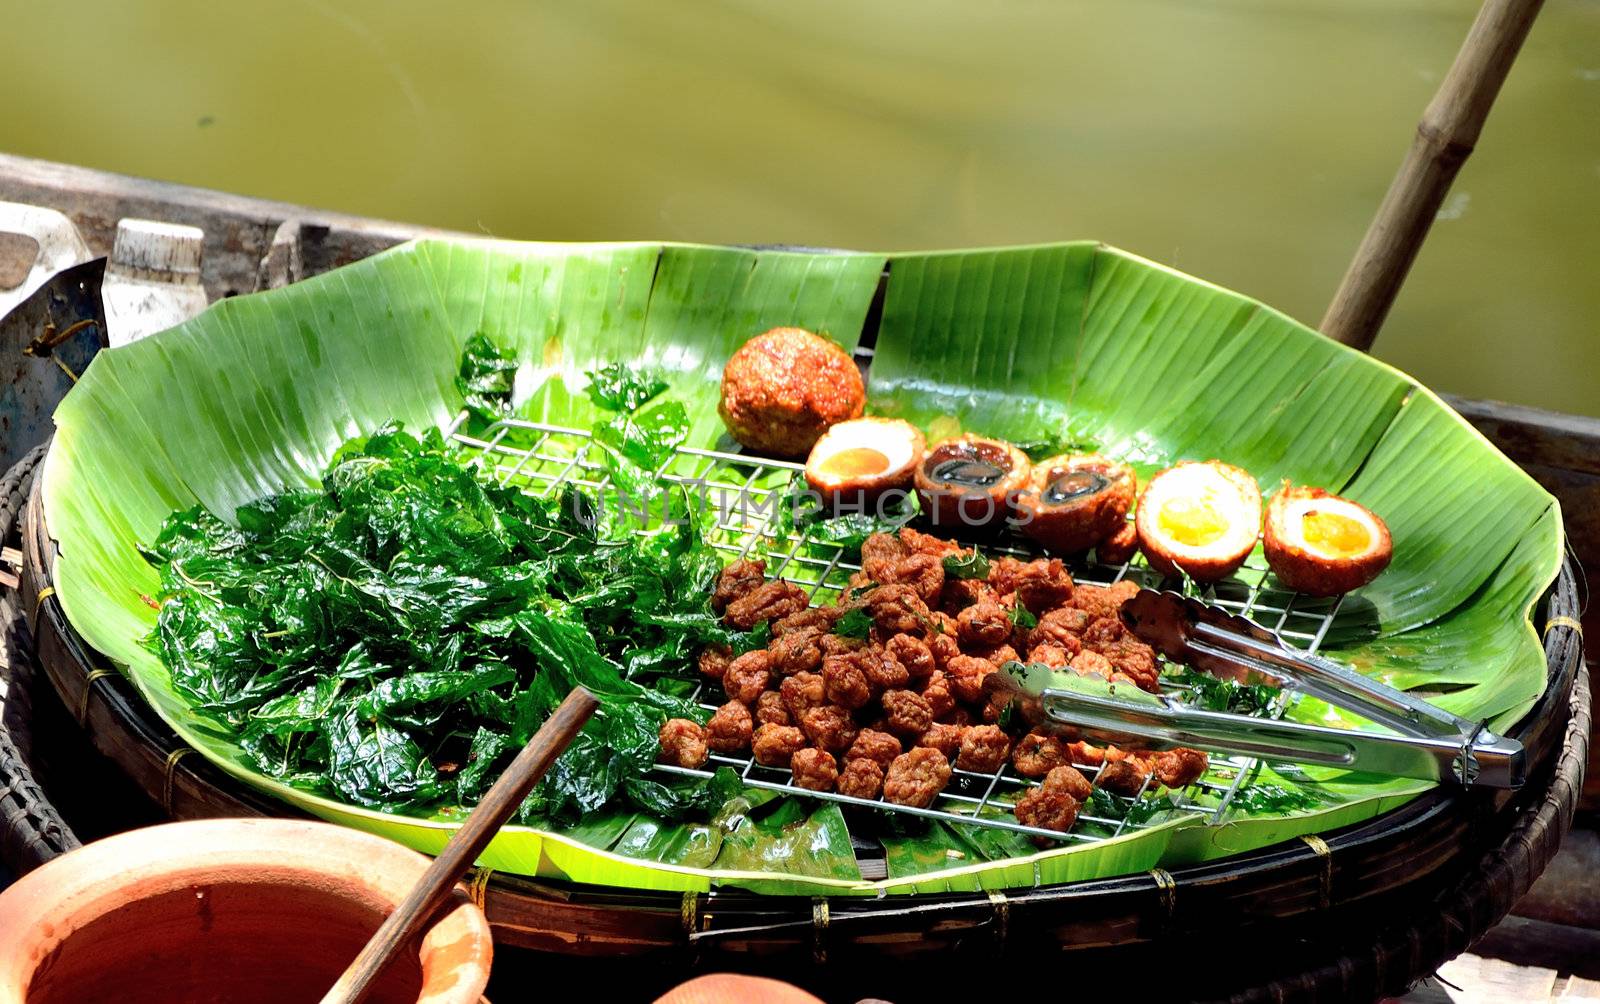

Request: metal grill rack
left=446, top=415, right=1352, bottom=846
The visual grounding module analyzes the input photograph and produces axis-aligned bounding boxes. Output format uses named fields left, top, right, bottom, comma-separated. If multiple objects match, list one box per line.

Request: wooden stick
left=320, top=686, right=599, bottom=1004
left=1320, top=0, right=1544, bottom=352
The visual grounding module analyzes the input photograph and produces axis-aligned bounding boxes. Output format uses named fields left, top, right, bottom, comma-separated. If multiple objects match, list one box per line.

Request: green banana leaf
left=42, top=239, right=1561, bottom=896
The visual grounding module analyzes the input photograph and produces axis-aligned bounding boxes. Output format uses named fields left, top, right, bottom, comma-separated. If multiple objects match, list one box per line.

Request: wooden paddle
left=319, top=686, right=599, bottom=1004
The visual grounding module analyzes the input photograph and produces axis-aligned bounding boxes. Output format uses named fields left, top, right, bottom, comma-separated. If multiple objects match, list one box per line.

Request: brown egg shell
left=913, top=434, right=1031, bottom=531
left=1135, top=461, right=1262, bottom=582
left=1263, top=483, right=1393, bottom=596
left=1014, top=454, right=1137, bottom=553
left=717, top=327, right=865, bottom=457
left=803, top=418, right=926, bottom=509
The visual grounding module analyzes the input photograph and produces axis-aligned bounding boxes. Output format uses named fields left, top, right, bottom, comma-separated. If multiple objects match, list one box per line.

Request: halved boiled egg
left=1264, top=483, right=1392, bottom=596
left=1135, top=461, right=1262, bottom=581
left=804, top=417, right=926, bottom=506
left=913, top=434, right=1031, bottom=530
left=1015, top=454, right=1137, bottom=553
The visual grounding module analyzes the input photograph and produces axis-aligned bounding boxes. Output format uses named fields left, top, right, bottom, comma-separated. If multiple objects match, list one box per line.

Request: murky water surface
left=5, top=0, right=1596, bottom=414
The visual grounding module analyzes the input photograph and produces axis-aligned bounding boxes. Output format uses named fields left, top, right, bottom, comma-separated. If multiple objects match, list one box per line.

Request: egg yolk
left=1301, top=509, right=1371, bottom=558
left=1158, top=493, right=1231, bottom=548
left=817, top=446, right=890, bottom=479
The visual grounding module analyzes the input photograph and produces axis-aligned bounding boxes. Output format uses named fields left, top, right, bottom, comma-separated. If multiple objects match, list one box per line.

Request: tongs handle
left=1037, top=687, right=1525, bottom=788
left=1185, top=620, right=1472, bottom=740
left=1105, top=590, right=1525, bottom=788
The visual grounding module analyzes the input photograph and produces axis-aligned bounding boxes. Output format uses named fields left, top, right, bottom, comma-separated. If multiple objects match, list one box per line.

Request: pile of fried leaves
left=142, top=354, right=757, bottom=826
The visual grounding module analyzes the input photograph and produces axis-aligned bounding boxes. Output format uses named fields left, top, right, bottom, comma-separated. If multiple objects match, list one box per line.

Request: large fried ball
left=718, top=327, right=865, bottom=457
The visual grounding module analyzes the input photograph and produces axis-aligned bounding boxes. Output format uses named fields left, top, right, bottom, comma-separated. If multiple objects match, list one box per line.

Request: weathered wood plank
left=1446, top=395, right=1600, bottom=478
left=0, top=152, right=462, bottom=302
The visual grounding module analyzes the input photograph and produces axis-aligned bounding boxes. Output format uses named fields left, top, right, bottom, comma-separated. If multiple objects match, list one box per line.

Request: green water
left=4, top=0, right=1596, bottom=415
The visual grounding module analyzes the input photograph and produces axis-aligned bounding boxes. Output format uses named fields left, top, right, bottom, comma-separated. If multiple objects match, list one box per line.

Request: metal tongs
left=989, top=589, right=1524, bottom=789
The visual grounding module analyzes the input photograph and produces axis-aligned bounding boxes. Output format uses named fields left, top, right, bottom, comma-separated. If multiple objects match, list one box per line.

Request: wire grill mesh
left=447, top=415, right=1348, bottom=846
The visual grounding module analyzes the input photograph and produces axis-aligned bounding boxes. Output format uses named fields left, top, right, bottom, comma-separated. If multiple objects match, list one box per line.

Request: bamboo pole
left=1320, top=0, right=1544, bottom=352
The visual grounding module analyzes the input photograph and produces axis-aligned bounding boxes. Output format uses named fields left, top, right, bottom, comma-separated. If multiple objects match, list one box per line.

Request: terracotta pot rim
left=0, top=818, right=492, bottom=1004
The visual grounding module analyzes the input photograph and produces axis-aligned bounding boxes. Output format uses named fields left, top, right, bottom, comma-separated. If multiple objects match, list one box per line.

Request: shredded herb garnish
left=1167, top=667, right=1280, bottom=717
left=942, top=551, right=992, bottom=580
left=833, top=607, right=873, bottom=640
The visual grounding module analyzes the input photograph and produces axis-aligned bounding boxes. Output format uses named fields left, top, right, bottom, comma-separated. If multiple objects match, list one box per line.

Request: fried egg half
left=1135, top=461, right=1262, bottom=581
left=1264, top=484, right=1392, bottom=596
left=804, top=417, right=925, bottom=504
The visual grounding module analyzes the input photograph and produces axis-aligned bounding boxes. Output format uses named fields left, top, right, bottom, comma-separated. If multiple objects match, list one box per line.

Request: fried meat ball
left=886, top=633, right=936, bottom=680
left=900, top=527, right=964, bottom=559
left=1027, top=643, right=1072, bottom=669
left=1012, top=732, right=1070, bottom=779
left=837, top=758, right=885, bottom=799
left=1013, top=783, right=1081, bottom=834
left=861, top=648, right=911, bottom=691
left=941, top=577, right=998, bottom=614
left=846, top=728, right=903, bottom=767
left=956, top=601, right=1012, bottom=648
left=866, top=584, right=930, bottom=634
left=937, top=706, right=973, bottom=727
left=1028, top=607, right=1091, bottom=651
left=883, top=747, right=953, bottom=808
left=718, top=327, right=865, bottom=457
left=822, top=653, right=873, bottom=710
left=698, top=645, right=732, bottom=682
left=979, top=689, right=1011, bottom=724
left=927, top=630, right=962, bottom=670
left=1150, top=748, right=1209, bottom=789
left=972, top=643, right=1019, bottom=668
left=658, top=719, right=709, bottom=769
left=800, top=705, right=859, bottom=753
left=946, top=654, right=996, bottom=704
left=724, top=580, right=809, bottom=631
left=819, top=633, right=865, bottom=658
left=790, top=748, right=840, bottom=791
left=1082, top=616, right=1127, bottom=648
left=926, top=609, right=960, bottom=637
left=916, top=722, right=967, bottom=757
left=920, top=670, right=956, bottom=718
left=860, top=531, right=908, bottom=580
left=991, top=557, right=1075, bottom=613
left=883, top=553, right=946, bottom=606
left=1071, top=580, right=1140, bottom=620
left=1014, top=766, right=1094, bottom=833
left=955, top=725, right=1011, bottom=773
left=1064, top=741, right=1107, bottom=768
left=755, top=691, right=792, bottom=727
left=752, top=724, right=807, bottom=766
left=723, top=649, right=773, bottom=705
left=1042, top=763, right=1094, bottom=802
left=780, top=671, right=825, bottom=718
left=1096, top=639, right=1160, bottom=690
left=881, top=689, right=934, bottom=738
left=706, top=701, right=753, bottom=754
left=774, top=607, right=837, bottom=635
left=711, top=559, right=767, bottom=613
left=769, top=628, right=824, bottom=676
left=1094, top=757, right=1151, bottom=796
left=1070, top=649, right=1114, bottom=680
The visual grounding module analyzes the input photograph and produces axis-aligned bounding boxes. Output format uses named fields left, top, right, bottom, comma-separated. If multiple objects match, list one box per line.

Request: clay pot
left=0, top=818, right=492, bottom=1004
left=654, top=974, right=824, bottom=1004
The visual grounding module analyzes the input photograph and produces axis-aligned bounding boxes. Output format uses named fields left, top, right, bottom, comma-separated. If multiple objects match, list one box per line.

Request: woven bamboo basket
left=2, top=440, right=1586, bottom=1001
